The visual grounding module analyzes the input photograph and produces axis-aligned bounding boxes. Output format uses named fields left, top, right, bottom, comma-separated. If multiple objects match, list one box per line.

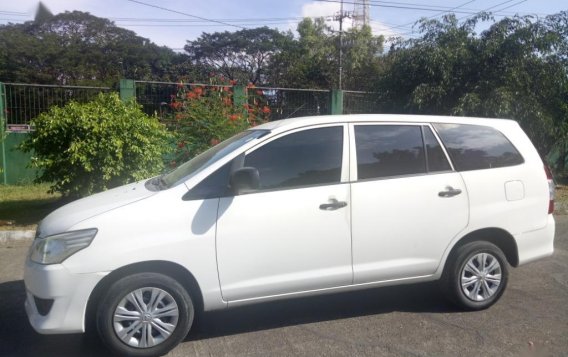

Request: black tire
left=96, top=273, right=194, bottom=357
left=441, top=241, right=509, bottom=311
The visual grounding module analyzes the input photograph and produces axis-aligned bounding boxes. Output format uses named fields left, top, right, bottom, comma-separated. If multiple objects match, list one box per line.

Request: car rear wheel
left=442, top=241, right=509, bottom=310
left=97, top=273, right=194, bottom=357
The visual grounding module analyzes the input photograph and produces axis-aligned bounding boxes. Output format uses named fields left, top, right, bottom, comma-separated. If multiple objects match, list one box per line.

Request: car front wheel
left=96, top=272, right=194, bottom=357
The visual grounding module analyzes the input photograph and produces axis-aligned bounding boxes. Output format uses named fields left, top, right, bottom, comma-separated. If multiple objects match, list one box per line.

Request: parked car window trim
left=185, top=121, right=481, bottom=199
left=240, top=124, right=347, bottom=194
left=433, top=123, right=525, bottom=172
left=425, top=123, right=455, bottom=172
left=231, top=181, right=351, bottom=196
left=150, top=129, right=270, bottom=192
left=420, top=126, right=430, bottom=173
left=182, top=160, right=234, bottom=201
left=422, top=124, right=454, bottom=173
left=352, top=123, right=439, bottom=182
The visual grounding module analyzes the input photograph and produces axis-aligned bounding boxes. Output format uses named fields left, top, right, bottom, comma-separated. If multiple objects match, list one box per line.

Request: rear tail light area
left=544, top=165, right=554, bottom=214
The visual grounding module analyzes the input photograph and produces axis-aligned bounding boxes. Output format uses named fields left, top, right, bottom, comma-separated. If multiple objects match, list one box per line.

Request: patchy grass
left=557, top=185, right=568, bottom=201
left=0, top=184, right=64, bottom=230
left=555, top=185, right=568, bottom=215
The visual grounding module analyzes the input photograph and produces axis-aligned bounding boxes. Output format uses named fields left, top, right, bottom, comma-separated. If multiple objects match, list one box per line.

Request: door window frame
left=349, top=122, right=455, bottom=182
left=238, top=123, right=350, bottom=194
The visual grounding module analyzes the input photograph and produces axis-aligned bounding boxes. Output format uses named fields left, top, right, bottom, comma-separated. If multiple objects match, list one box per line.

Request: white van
left=24, top=115, right=555, bottom=356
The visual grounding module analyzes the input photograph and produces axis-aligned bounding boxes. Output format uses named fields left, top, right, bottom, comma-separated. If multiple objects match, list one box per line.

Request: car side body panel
left=23, top=114, right=555, bottom=337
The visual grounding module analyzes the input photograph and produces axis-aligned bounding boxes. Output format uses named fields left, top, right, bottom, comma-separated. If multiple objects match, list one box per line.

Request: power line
left=110, top=16, right=306, bottom=23
left=396, top=0, right=530, bottom=37
left=120, top=21, right=303, bottom=27
left=315, top=0, right=540, bottom=17
left=0, top=10, right=29, bottom=16
left=387, top=0, right=477, bottom=31
left=124, top=0, right=246, bottom=29
left=315, top=0, right=494, bottom=15
left=491, top=0, right=528, bottom=14
left=457, top=0, right=521, bottom=20
left=364, top=0, right=545, bottom=17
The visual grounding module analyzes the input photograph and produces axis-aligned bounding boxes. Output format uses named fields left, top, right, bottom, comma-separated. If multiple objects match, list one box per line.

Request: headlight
left=30, top=228, right=98, bottom=265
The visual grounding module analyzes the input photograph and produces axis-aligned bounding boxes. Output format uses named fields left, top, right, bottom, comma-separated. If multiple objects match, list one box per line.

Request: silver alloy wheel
left=113, top=287, right=179, bottom=348
left=460, top=253, right=502, bottom=302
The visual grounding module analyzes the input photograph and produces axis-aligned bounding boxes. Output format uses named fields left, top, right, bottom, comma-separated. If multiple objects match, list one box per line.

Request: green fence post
left=0, top=82, right=7, bottom=185
left=119, top=79, right=136, bottom=102
left=330, top=89, right=344, bottom=115
left=233, top=85, right=247, bottom=113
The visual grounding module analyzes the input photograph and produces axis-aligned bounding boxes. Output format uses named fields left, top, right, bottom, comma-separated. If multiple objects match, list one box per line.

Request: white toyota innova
left=25, top=115, right=555, bottom=356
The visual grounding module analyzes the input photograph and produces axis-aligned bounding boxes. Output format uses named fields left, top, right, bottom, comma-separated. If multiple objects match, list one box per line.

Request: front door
left=216, top=125, right=353, bottom=301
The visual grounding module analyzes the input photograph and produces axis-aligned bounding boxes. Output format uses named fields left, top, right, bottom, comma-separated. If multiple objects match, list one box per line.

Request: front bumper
left=24, top=258, right=106, bottom=334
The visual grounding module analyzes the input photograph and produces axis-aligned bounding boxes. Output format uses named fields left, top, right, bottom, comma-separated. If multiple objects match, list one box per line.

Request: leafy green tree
left=373, top=12, right=568, bottom=161
left=342, top=25, right=384, bottom=90
left=186, top=27, right=291, bottom=85
left=269, top=18, right=384, bottom=90
left=269, top=18, right=336, bottom=88
left=21, top=93, right=171, bottom=197
left=0, top=11, right=192, bottom=85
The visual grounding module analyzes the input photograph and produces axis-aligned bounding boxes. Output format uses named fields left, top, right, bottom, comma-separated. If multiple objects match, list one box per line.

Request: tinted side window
left=355, top=125, right=426, bottom=180
left=184, top=162, right=232, bottom=200
left=423, top=126, right=451, bottom=172
left=244, top=126, right=343, bottom=190
left=434, top=123, right=524, bottom=171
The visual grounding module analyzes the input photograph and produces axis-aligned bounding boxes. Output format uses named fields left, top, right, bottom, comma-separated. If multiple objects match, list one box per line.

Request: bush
left=21, top=92, right=171, bottom=197
left=166, top=76, right=270, bottom=167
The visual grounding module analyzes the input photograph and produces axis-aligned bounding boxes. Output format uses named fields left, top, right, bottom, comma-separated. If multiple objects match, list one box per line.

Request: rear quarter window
left=433, top=123, right=524, bottom=171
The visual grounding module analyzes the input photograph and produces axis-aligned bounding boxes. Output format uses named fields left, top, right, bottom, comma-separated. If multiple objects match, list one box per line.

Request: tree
left=268, top=18, right=336, bottom=88
left=373, top=12, right=568, bottom=161
left=268, top=18, right=384, bottom=90
left=0, top=11, right=191, bottom=85
left=20, top=93, right=171, bottom=197
left=185, top=27, right=291, bottom=85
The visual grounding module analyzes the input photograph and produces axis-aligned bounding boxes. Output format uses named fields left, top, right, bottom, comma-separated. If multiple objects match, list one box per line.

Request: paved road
left=1, top=216, right=567, bottom=357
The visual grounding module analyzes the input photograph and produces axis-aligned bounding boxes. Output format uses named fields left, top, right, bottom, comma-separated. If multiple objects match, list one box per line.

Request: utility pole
left=333, top=0, right=351, bottom=90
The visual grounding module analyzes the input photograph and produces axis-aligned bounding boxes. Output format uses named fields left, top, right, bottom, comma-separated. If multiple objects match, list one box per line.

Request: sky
left=1, top=0, right=566, bottom=50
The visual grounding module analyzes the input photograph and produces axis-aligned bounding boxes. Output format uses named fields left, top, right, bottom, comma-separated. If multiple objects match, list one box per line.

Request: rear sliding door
left=350, top=123, right=469, bottom=283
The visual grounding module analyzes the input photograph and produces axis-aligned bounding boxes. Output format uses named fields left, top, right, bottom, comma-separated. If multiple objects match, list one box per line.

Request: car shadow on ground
left=188, top=281, right=458, bottom=342
left=0, top=279, right=458, bottom=356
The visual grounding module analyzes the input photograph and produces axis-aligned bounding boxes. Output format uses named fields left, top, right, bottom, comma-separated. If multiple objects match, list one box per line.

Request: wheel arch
left=84, top=260, right=204, bottom=333
left=443, top=228, right=519, bottom=272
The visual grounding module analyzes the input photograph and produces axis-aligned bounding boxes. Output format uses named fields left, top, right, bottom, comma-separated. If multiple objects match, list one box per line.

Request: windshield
left=160, top=129, right=269, bottom=188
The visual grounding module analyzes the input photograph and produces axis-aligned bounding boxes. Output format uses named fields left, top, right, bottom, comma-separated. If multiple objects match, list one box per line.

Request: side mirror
left=230, top=167, right=260, bottom=195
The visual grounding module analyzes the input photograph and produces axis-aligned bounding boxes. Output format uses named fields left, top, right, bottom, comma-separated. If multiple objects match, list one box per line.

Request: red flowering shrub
left=166, top=76, right=271, bottom=167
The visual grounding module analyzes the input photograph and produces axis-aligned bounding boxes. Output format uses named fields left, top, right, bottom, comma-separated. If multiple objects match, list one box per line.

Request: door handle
left=438, top=186, right=462, bottom=198
left=319, top=198, right=348, bottom=210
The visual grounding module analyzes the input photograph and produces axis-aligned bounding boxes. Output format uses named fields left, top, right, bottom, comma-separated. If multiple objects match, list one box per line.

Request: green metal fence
left=0, top=133, right=35, bottom=184
left=1, top=83, right=112, bottom=184
left=4, top=83, right=111, bottom=129
left=134, top=80, right=237, bottom=120
left=343, top=90, right=382, bottom=114
left=255, top=87, right=332, bottom=120
left=1, top=79, right=381, bottom=184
